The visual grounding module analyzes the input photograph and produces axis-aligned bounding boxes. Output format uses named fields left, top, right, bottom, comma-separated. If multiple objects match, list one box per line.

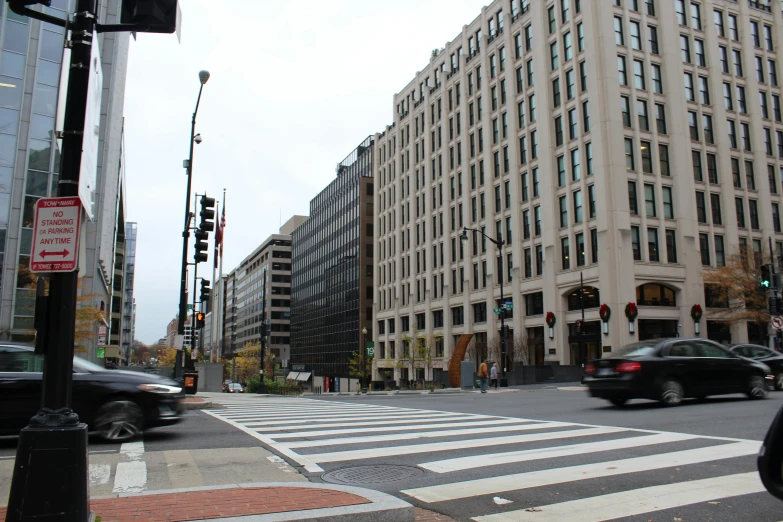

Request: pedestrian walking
left=490, top=363, right=499, bottom=390
left=478, top=359, right=489, bottom=393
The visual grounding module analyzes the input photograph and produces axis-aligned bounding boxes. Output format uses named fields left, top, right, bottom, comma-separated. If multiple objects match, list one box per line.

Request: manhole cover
left=321, top=465, right=425, bottom=485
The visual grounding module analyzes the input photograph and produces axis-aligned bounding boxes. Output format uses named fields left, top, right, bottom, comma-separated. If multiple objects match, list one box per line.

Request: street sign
left=494, top=307, right=502, bottom=314
left=504, top=303, right=514, bottom=310
left=97, top=325, right=106, bottom=347
left=367, top=346, right=375, bottom=358
left=187, top=304, right=193, bottom=312
left=773, top=316, right=783, bottom=330
left=30, top=197, right=81, bottom=273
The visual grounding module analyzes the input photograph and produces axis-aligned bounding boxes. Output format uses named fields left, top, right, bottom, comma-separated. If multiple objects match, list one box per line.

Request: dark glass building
left=291, top=137, right=374, bottom=386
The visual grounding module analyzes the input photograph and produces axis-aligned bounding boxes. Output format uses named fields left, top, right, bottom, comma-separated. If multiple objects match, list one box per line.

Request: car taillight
left=616, top=361, right=642, bottom=373
left=584, top=363, right=596, bottom=374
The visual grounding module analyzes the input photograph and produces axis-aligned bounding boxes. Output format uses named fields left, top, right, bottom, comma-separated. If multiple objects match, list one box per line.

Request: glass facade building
left=291, top=137, right=374, bottom=382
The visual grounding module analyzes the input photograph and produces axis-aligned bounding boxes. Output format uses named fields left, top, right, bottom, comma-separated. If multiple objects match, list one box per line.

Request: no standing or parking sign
left=30, top=197, right=82, bottom=273
left=772, top=316, right=783, bottom=330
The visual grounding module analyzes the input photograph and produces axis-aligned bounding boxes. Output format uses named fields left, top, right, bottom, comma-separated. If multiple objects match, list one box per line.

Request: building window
left=750, top=200, right=760, bottom=230
left=700, top=233, right=711, bottom=265
left=659, top=144, right=670, bottom=176
left=451, top=306, right=464, bottom=326
left=715, top=235, right=725, bottom=266
left=628, top=181, right=638, bottom=215
left=648, top=228, right=659, bottom=262
left=736, top=197, right=746, bottom=228
left=692, top=150, right=703, bottom=181
left=591, top=228, right=598, bottom=263
left=710, top=193, right=722, bottom=225
left=662, top=186, right=674, bottom=219
left=666, top=229, right=677, bottom=263
left=618, top=55, right=627, bottom=85
left=644, top=183, right=656, bottom=217
left=525, top=292, right=544, bottom=316
left=625, top=137, right=635, bottom=170
left=631, top=226, right=641, bottom=260
left=707, top=154, right=718, bottom=184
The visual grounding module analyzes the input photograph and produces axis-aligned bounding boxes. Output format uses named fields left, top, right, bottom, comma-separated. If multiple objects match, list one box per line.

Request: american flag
left=214, top=202, right=225, bottom=269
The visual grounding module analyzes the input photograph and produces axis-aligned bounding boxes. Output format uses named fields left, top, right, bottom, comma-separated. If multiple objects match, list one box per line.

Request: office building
left=0, top=0, right=131, bottom=363
left=373, top=0, right=783, bottom=381
left=290, top=138, right=374, bottom=385
left=121, top=222, right=137, bottom=363
left=222, top=215, right=306, bottom=363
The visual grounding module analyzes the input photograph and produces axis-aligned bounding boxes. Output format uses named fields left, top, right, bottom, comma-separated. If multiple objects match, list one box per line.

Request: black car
left=583, top=338, right=772, bottom=407
left=729, top=344, right=783, bottom=390
left=0, top=344, right=184, bottom=441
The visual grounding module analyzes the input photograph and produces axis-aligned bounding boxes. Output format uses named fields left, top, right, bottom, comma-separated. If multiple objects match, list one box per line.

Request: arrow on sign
left=40, top=249, right=70, bottom=258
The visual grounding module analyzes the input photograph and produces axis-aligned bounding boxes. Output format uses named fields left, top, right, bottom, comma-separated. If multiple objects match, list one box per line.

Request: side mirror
left=758, top=403, right=783, bottom=501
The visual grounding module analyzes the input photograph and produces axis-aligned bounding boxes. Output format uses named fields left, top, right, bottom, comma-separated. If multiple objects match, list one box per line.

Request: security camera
left=194, top=134, right=202, bottom=144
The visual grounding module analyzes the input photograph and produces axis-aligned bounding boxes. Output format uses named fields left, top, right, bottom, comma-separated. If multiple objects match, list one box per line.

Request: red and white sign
left=30, top=197, right=81, bottom=273
left=773, top=316, right=783, bottom=330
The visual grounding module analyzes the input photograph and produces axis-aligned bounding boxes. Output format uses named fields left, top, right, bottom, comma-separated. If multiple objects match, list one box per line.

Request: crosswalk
left=205, top=397, right=770, bottom=521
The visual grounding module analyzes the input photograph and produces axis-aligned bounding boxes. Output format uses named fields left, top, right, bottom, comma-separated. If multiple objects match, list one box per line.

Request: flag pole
left=218, top=188, right=226, bottom=360
left=210, top=200, right=219, bottom=363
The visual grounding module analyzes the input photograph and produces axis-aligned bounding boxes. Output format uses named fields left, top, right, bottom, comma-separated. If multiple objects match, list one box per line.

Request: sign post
left=30, top=197, right=81, bottom=273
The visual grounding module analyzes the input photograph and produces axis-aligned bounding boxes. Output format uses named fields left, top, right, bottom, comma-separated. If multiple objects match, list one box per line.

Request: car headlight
left=138, top=384, right=182, bottom=394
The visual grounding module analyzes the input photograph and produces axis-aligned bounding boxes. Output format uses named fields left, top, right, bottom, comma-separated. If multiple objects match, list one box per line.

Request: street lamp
left=461, top=227, right=509, bottom=386
left=176, top=70, right=210, bottom=381
left=361, top=327, right=368, bottom=393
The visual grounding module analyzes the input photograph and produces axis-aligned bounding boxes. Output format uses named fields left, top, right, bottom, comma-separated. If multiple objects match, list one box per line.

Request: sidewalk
left=1, top=482, right=414, bottom=522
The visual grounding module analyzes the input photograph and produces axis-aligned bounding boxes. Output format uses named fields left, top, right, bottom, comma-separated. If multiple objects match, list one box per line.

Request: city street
left=3, top=386, right=781, bottom=521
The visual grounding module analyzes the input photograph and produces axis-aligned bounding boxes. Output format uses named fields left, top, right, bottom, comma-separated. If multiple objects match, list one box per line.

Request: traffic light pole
left=177, top=82, right=206, bottom=381
left=6, top=1, right=95, bottom=519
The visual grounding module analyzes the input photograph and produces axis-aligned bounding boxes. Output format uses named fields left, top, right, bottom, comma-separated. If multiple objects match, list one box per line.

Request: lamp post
left=176, top=70, right=210, bottom=381
left=461, top=227, right=508, bottom=386
left=361, top=327, right=368, bottom=393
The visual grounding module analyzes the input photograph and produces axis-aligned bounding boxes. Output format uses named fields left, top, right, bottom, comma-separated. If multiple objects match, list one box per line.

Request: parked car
left=224, top=382, right=244, bottom=393
left=729, top=344, right=783, bottom=390
left=583, top=338, right=772, bottom=407
left=0, top=344, right=184, bottom=442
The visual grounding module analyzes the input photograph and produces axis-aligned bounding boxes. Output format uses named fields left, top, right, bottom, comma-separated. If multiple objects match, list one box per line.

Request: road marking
left=163, top=450, right=204, bottom=489
left=283, top=422, right=569, bottom=449
left=112, top=461, right=147, bottom=493
left=253, top=414, right=481, bottom=432
left=419, top=432, right=698, bottom=473
left=218, top=405, right=400, bottom=416
left=243, top=412, right=470, bottom=427
left=404, top=441, right=760, bottom=502
left=307, top=427, right=624, bottom=464
left=471, top=472, right=765, bottom=522
left=202, top=410, right=325, bottom=473
left=222, top=408, right=419, bottom=421
left=119, top=440, right=144, bottom=461
left=269, top=418, right=540, bottom=439
left=88, top=463, right=111, bottom=486
left=113, top=440, right=146, bottom=493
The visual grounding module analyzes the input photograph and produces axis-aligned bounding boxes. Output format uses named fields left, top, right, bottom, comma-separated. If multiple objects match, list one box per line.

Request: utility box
left=460, top=361, right=475, bottom=390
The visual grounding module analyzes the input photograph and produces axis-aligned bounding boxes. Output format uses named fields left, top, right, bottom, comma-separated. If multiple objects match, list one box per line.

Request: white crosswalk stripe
left=204, top=397, right=769, bottom=521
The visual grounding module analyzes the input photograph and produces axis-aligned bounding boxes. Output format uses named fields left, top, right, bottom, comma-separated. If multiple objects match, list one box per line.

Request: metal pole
left=362, top=331, right=366, bottom=393
left=191, top=193, right=200, bottom=365
left=499, top=234, right=507, bottom=385
left=580, top=271, right=586, bottom=365
left=7, top=1, right=96, bottom=519
left=177, top=83, right=205, bottom=380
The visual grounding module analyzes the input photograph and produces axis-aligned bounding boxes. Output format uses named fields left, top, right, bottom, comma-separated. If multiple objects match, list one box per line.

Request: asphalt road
left=2, top=387, right=782, bottom=521
left=202, top=387, right=783, bottom=522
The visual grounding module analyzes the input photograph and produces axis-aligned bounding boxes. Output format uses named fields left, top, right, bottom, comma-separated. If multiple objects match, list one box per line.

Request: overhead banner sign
left=30, top=197, right=81, bottom=273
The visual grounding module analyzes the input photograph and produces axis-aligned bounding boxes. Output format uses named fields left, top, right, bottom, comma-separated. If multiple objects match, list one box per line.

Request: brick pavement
left=413, top=507, right=458, bottom=521
left=0, top=486, right=371, bottom=522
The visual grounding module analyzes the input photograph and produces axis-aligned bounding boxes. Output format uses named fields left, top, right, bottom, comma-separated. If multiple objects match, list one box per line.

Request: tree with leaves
left=348, top=349, right=373, bottom=386
left=401, top=326, right=443, bottom=383
left=702, top=248, right=770, bottom=326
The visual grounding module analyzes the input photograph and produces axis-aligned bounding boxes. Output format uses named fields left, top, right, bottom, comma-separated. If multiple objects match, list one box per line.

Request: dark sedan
left=730, top=344, right=783, bottom=390
left=583, top=338, right=772, bottom=407
left=0, top=344, right=184, bottom=441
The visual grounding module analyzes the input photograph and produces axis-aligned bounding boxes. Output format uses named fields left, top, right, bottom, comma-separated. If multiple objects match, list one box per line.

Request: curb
left=94, top=482, right=414, bottom=522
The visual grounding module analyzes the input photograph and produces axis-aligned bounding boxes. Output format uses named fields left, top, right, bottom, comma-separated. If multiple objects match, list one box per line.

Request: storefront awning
left=295, top=372, right=311, bottom=382
left=286, top=372, right=300, bottom=380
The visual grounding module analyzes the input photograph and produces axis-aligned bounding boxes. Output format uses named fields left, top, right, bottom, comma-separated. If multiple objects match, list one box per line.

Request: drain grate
left=321, top=465, right=425, bottom=485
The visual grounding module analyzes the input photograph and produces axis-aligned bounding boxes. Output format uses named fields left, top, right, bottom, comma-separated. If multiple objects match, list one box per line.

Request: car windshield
left=614, top=341, right=658, bottom=357
left=73, top=356, right=109, bottom=373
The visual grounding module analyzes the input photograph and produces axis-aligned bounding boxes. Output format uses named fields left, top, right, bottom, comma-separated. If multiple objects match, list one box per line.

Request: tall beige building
left=373, top=0, right=783, bottom=381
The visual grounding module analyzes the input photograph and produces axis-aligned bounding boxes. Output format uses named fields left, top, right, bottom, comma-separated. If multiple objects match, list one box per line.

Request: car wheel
left=659, top=379, right=684, bottom=406
left=747, top=375, right=768, bottom=400
left=94, top=400, right=143, bottom=442
left=608, top=397, right=627, bottom=407
left=775, top=372, right=783, bottom=391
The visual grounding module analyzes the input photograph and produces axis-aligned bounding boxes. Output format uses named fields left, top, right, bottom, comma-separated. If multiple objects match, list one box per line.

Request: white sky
left=124, top=0, right=488, bottom=344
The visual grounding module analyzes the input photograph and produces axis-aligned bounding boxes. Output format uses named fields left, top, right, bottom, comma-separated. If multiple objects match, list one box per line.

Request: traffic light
left=120, top=0, right=180, bottom=34
left=200, top=279, right=210, bottom=303
left=576, top=320, right=584, bottom=335
left=770, top=297, right=778, bottom=315
left=196, top=312, right=205, bottom=329
left=193, top=229, right=208, bottom=263
left=762, top=264, right=772, bottom=288
left=199, top=195, right=215, bottom=233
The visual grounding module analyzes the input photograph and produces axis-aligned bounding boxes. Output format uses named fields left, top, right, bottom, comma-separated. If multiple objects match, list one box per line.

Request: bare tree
left=703, top=248, right=770, bottom=326
left=512, top=334, right=532, bottom=366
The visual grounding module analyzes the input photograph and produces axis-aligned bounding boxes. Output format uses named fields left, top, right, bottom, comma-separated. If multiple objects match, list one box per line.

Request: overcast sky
left=123, top=0, right=487, bottom=344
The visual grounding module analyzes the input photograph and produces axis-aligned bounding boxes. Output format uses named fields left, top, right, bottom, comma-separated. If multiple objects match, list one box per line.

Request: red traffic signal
left=196, top=312, right=205, bottom=329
